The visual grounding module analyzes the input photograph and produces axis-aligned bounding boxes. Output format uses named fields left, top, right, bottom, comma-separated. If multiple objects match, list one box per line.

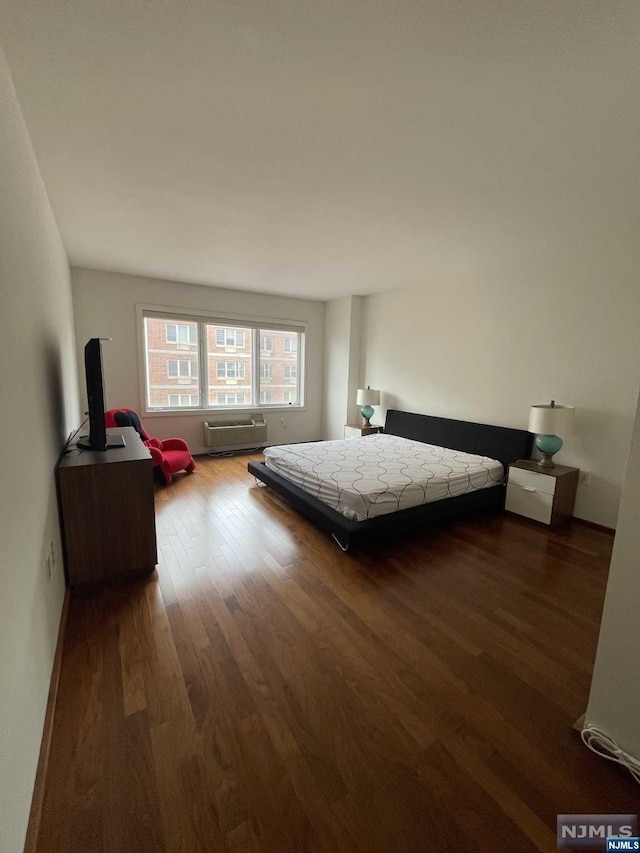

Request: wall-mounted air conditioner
left=203, top=415, right=267, bottom=450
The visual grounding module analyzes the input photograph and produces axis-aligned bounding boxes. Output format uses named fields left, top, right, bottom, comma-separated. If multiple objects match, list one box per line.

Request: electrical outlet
left=579, top=471, right=591, bottom=486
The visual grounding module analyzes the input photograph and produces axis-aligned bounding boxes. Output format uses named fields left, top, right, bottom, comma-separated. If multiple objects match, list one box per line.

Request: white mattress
left=263, top=434, right=504, bottom=522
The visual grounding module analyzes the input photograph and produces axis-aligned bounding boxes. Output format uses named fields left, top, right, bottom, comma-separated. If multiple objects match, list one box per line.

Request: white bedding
left=263, top=434, right=504, bottom=522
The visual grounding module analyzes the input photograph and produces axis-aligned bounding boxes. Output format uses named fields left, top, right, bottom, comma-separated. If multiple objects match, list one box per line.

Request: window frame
left=139, top=306, right=307, bottom=415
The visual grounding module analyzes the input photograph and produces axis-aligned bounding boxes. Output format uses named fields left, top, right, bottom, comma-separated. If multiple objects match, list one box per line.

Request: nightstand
left=344, top=424, right=383, bottom=439
left=506, top=459, right=579, bottom=528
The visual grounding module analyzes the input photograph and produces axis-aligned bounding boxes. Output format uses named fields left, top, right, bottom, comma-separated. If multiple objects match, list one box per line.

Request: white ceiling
left=1, top=1, right=638, bottom=300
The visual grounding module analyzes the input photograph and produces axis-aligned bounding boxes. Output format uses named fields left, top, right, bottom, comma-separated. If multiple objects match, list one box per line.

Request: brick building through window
left=143, top=315, right=302, bottom=409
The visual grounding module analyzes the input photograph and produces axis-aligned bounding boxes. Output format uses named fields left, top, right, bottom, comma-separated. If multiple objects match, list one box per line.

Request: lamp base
left=360, top=405, right=374, bottom=427
left=537, top=453, right=556, bottom=468
left=535, top=434, right=563, bottom=468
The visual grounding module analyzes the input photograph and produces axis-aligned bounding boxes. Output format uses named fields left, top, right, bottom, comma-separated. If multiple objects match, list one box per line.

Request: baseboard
left=23, top=589, right=70, bottom=853
left=573, top=517, right=616, bottom=536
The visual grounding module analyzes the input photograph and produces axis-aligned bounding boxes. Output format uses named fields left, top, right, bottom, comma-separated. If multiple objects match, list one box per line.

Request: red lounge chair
left=105, top=408, right=195, bottom=485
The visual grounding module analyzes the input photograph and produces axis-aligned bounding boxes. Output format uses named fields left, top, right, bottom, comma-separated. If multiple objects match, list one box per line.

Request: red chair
left=105, top=408, right=195, bottom=485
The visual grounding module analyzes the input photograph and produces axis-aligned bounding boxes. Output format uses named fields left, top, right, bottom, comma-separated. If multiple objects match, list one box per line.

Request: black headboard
left=384, top=409, right=533, bottom=471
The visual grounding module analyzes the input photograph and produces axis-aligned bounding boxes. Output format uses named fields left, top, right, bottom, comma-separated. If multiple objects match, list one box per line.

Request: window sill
left=143, top=405, right=307, bottom=418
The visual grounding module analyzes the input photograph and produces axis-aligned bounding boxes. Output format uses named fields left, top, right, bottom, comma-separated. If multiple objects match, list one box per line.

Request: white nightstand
left=344, top=424, right=382, bottom=439
left=505, top=459, right=579, bottom=529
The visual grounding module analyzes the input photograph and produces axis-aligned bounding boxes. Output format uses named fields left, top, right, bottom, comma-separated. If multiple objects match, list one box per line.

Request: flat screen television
left=77, top=338, right=125, bottom=451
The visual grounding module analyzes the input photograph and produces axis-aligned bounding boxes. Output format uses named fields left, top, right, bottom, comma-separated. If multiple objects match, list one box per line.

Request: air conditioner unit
left=203, top=415, right=268, bottom=450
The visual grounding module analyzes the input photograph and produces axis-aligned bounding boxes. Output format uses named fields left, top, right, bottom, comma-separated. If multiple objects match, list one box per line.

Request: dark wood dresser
left=57, top=427, right=157, bottom=586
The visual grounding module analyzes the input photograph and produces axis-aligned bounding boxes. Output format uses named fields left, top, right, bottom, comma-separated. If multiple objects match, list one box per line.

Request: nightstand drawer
left=506, top=483, right=553, bottom=525
left=508, top=466, right=556, bottom=496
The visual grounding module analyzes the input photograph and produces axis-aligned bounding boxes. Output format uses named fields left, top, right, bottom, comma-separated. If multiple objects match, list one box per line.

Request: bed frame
left=247, top=409, right=533, bottom=551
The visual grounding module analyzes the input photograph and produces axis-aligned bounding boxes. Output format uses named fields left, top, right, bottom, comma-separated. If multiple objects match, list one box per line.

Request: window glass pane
left=144, top=317, right=200, bottom=409
left=167, top=393, right=200, bottom=407
left=216, top=328, right=246, bottom=348
left=217, top=393, right=245, bottom=405
left=207, top=325, right=252, bottom=406
left=145, top=316, right=303, bottom=411
left=258, top=329, right=300, bottom=406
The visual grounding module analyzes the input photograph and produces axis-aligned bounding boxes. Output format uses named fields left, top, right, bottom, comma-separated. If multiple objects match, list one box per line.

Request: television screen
left=77, top=338, right=124, bottom=451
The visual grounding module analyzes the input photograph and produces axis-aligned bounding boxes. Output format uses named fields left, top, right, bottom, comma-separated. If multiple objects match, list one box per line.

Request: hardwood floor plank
left=119, top=587, right=148, bottom=717
left=120, top=710, right=167, bottom=853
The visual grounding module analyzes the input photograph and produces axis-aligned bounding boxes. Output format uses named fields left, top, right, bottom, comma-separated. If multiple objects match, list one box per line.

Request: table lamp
left=528, top=401, right=575, bottom=468
left=356, top=387, right=380, bottom=427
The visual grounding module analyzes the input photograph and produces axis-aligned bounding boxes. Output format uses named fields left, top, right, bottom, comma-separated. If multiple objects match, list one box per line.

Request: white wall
left=346, top=296, right=364, bottom=432
left=585, top=390, right=640, bottom=759
left=71, top=268, right=325, bottom=452
left=0, top=49, right=80, bottom=852
left=323, top=295, right=365, bottom=440
left=360, top=258, right=640, bottom=528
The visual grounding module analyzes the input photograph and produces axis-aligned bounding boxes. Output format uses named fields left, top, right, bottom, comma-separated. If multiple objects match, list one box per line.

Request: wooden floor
left=37, top=455, right=637, bottom=853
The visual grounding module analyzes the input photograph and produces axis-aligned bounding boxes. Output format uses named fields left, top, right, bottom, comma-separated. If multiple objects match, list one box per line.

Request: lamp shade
left=356, top=388, right=380, bottom=407
left=528, top=403, right=575, bottom=435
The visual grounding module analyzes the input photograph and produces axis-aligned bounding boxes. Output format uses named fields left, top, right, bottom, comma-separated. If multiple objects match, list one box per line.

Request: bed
left=248, top=409, right=533, bottom=550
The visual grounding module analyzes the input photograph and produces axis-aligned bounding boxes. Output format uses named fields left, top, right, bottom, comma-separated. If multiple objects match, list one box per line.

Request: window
left=216, top=362, right=245, bottom=380
left=168, top=394, right=199, bottom=407
left=167, top=359, right=198, bottom=378
left=167, top=324, right=197, bottom=344
left=143, top=313, right=304, bottom=411
left=217, top=393, right=245, bottom=406
left=215, top=328, right=245, bottom=348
